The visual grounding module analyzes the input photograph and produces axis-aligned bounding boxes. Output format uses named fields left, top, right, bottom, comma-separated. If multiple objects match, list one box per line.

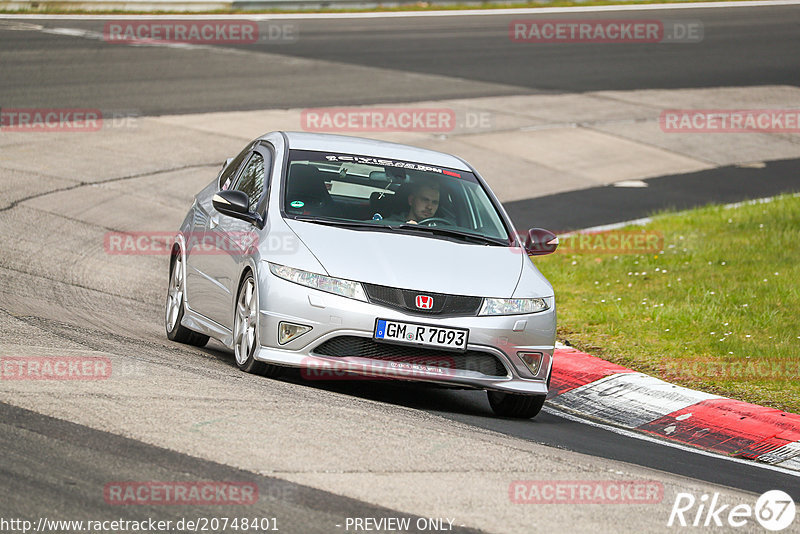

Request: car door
left=203, top=144, right=273, bottom=329
left=185, top=145, right=251, bottom=323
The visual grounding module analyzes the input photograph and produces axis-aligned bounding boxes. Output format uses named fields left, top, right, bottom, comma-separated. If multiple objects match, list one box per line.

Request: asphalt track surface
left=1, top=402, right=479, bottom=534
left=506, top=157, right=800, bottom=232
left=284, top=378, right=800, bottom=501
left=2, top=5, right=800, bottom=531
left=0, top=6, right=798, bottom=114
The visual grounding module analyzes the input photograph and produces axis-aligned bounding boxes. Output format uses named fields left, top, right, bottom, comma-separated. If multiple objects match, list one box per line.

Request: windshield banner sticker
left=323, top=154, right=455, bottom=176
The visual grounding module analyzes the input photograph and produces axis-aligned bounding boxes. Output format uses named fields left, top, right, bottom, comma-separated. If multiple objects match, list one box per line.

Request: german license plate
left=374, top=319, right=468, bottom=352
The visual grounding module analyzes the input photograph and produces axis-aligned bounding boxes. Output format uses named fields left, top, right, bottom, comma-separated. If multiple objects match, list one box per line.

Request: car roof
left=272, top=131, right=472, bottom=172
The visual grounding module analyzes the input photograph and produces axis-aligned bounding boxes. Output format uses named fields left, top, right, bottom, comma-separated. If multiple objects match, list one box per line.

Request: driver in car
left=388, top=180, right=441, bottom=224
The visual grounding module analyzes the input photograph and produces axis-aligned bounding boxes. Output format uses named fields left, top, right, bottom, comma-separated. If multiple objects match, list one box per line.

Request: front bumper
left=254, top=268, right=556, bottom=395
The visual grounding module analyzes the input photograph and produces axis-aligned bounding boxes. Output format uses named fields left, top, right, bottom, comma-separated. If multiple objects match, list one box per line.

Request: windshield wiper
left=291, top=216, right=509, bottom=245
left=291, top=216, right=378, bottom=229
left=391, top=224, right=509, bottom=246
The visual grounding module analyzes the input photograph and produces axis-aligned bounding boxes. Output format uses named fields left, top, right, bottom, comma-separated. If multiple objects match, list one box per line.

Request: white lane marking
left=549, top=372, right=721, bottom=428
left=759, top=441, right=800, bottom=466
left=578, top=192, right=800, bottom=233
left=542, top=404, right=800, bottom=477
left=578, top=217, right=655, bottom=232
left=41, top=27, right=93, bottom=37
left=722, top=191, right=800, bottom=210
left=0, top=21, right=44, bottom=29
left=613, top=180, right=649, bottom=188
left=10, top=22, right=252, bottom=52
left=776, top=456, right=800, bottom=471
left=0, top=0, right=799, bottom=19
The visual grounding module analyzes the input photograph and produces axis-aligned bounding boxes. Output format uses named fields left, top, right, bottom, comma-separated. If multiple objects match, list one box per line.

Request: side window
left=218, top=147, right=250, bottom=191
left=464, top=183, right=505, bottom=238
left=231, top=153, right=266, bottom=213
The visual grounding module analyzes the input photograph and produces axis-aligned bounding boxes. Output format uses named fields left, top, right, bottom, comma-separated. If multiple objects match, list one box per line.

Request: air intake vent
left=363, top=283, right=482, bottom=317
left=312, top=336, right=507, bottom=377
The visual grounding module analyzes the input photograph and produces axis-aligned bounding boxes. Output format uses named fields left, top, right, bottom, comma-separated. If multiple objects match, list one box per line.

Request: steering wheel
left=417, top=217, right=453, bottom=227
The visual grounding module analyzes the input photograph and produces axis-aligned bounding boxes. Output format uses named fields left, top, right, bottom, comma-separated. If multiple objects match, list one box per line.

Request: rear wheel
left=487, top=391, right=546, bottom=419
left=233, top=272, right=282, bottom=378
left=165, top=252, right=209, bottom=347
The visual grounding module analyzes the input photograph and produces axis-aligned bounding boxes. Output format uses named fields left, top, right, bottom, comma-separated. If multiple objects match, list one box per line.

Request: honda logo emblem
left=415, top=295, right=433, bottom=309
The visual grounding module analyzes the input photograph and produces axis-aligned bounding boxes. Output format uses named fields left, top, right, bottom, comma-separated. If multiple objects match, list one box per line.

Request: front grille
left=363, top=283, right=482, bottom=317
left=312, top=336, right=508, bottom=377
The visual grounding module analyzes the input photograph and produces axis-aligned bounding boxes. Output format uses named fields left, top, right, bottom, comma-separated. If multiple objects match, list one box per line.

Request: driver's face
left=409, top=187, right=440, bottom=221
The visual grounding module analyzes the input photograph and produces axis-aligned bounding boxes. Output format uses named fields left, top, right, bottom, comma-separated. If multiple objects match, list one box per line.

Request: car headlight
left=479, top=297, right=549, bottom=316
left=268, top=263, right=367, bottom=302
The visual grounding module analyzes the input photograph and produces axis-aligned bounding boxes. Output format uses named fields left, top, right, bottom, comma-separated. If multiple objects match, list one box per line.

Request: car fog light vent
left=518, top=352, right=543, bottom=375
left=278, top=322, right=311, bottom=345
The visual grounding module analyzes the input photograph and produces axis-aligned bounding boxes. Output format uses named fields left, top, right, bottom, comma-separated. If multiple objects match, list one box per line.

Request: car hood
left=284, top=220, right=548, bottom=298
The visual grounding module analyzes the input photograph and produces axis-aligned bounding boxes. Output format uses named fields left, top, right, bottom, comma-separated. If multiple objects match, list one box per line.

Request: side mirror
left=212, top=190, right=263, bottom=227
left=525, top=228, right=559, bottom=256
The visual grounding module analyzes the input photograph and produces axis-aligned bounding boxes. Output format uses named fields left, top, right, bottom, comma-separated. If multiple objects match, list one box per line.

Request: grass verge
left=534, top=193, right=800, bottom=413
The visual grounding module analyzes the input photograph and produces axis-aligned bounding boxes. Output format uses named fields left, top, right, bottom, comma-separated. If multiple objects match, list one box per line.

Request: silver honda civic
left=166, top=131, right=559, bottom=418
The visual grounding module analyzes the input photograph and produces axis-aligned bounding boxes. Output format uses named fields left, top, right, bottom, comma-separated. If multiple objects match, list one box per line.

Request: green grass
left=534, top=194, right=800, bottom=414
left=0, top=0, right=758, bottom=15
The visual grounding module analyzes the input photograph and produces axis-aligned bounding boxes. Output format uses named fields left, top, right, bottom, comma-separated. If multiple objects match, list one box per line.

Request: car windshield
left=283, top=149, right=510, bottom=243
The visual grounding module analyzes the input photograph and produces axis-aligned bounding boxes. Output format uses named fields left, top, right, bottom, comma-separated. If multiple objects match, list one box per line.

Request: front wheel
left=487, top=391, right=546, bottom=419
left=165, top=252, right=209, bottom=347
left=233, top=272, right=282, bottom=378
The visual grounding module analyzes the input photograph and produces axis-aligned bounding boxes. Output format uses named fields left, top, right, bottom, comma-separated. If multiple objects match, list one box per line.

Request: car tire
left=233, top=271, right=282, bottom=378
left=165, top=251, right=210, bottom=348
left=487, top=364, right=552, bottom=419
left=487, top=391, right=546, bottom=419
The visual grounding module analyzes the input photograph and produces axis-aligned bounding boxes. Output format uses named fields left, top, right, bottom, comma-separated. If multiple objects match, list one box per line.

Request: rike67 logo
left=668, top=490, right=795, bottom=531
